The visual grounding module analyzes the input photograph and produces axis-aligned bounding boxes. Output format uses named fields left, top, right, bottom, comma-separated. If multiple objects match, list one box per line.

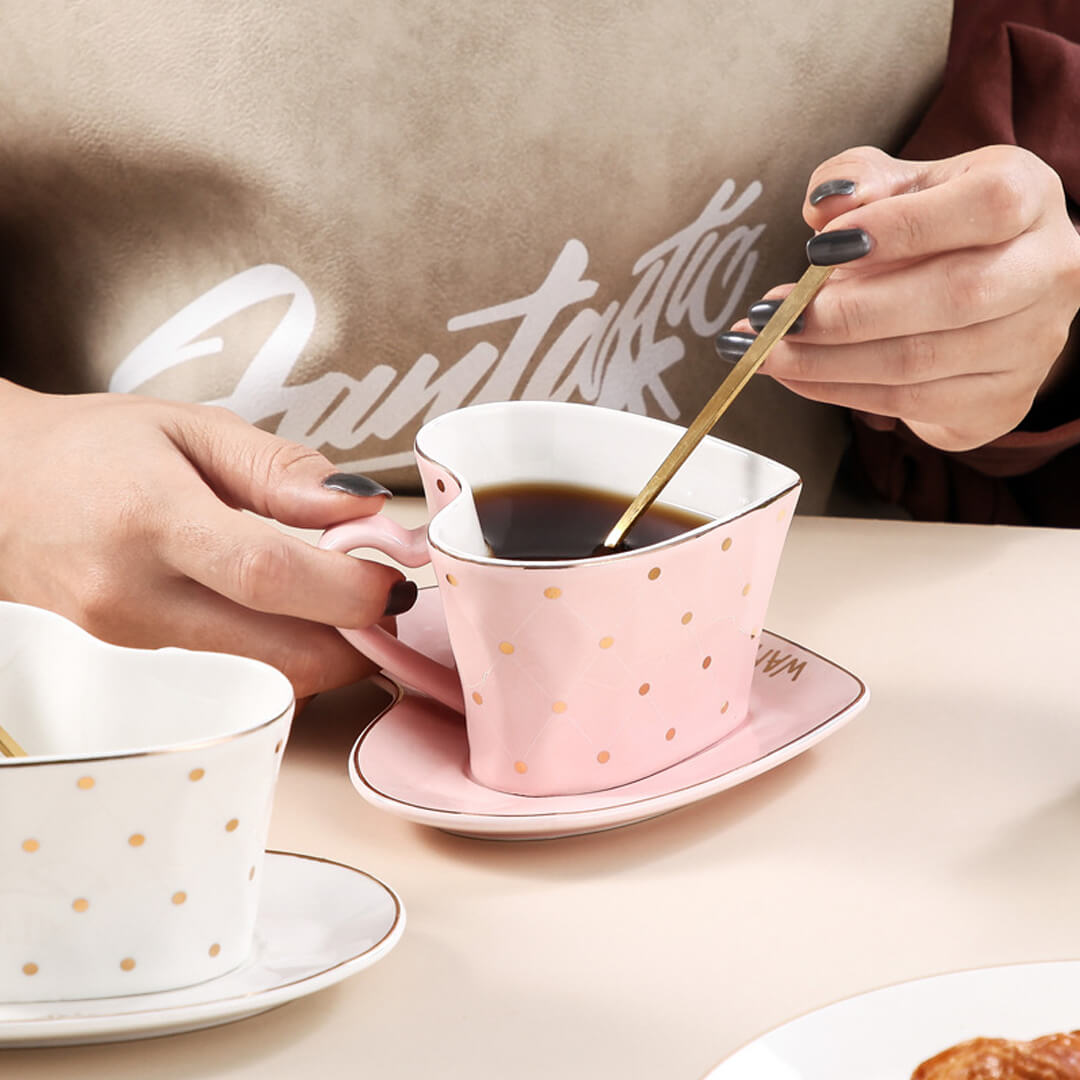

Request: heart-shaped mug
left=322, top=401, right=800, bottom=797
left=0, top=602, right=294, bottom=1003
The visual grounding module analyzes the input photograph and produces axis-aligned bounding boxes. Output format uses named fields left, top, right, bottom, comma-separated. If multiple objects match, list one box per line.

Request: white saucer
left=0, top=851, right=404, bottom=1047
left=704, top=960, right=1080, bottom=1080
left=350, top=588, right=869, bottom=840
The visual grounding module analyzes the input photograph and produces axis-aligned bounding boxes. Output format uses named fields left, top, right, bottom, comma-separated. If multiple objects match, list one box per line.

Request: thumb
left=170, top=403, right=391, bottom=528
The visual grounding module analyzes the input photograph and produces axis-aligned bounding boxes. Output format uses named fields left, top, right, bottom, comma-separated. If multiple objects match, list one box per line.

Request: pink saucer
left=349, top=589, right=869, bottom=840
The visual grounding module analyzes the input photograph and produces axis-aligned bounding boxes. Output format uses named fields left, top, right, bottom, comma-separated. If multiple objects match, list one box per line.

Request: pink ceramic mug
left=321, top=401, right=800, bottom=796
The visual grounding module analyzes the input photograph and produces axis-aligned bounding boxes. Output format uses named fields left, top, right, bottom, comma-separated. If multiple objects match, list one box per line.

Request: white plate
left=705, top=960, right=1080, bottom=1080
left=350, top=588, right=869, bottom=840
left=0, top=851, right=404, bottom=1047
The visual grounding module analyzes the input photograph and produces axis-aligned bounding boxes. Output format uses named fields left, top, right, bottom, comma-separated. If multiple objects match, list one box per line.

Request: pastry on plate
left=913, top=1032, right=1080, bottom=1078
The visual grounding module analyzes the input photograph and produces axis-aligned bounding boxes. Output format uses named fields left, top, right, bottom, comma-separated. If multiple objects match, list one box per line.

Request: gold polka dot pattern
left=432, top=504, right=770, bottom=793
left=1, top=710, right=294, bottom=1001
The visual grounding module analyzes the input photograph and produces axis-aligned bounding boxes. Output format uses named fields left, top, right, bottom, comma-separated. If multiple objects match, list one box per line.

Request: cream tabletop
left=4, top=505, right=1080, bottom=1078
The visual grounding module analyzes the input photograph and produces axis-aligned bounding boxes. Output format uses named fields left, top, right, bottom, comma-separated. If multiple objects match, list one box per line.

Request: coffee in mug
left=474, top=482, right=711, bottom=561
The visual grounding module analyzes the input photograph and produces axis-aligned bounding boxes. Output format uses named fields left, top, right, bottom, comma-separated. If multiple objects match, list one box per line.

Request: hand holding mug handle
left=319, top=518, right=466, bottom=714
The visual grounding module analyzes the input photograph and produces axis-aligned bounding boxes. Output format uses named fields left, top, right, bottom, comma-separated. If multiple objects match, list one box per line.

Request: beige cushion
left=0, top=0, right=952, bottom=510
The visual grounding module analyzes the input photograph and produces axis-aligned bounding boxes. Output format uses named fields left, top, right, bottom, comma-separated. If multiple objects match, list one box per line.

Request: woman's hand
left=0, top=382, right=413, bottom=697
left=720, top=144, right=1080, bottom=452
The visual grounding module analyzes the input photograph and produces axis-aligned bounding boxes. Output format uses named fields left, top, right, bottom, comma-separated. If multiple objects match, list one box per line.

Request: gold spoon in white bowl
left=0, top=723, right=27, bottom=758
left=598, top=262, right=834, bottom=554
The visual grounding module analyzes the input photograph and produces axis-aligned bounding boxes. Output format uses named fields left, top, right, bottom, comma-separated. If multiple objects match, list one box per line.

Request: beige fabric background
left=0, top=1, right=951, bottom=511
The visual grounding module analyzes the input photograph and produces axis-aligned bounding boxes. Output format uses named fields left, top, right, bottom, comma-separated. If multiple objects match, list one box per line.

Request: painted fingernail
left=748, top=300, right=805, bottom=334
left=714, top=332, right=757, bottom=362
left=809, top=178, right=856, bottom=206
left=806, top=228, right=872, bottom=265
left=383, top=579, right=418, bottom=617
left=322, top=472, right=392, bottom=498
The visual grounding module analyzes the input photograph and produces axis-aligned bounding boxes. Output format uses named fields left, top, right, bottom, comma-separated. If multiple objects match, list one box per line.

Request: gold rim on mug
left=0, top=702, right=292, bottom=769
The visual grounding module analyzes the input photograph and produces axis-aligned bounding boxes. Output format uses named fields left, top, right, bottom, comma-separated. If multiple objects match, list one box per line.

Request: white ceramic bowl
left=0, top=602, right=294, bottom=1003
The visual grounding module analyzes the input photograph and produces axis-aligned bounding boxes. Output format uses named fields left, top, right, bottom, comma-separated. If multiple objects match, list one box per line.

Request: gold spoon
left=0, top=722, right=27, bottom=758
left=599, top=262, right=834, bottom=553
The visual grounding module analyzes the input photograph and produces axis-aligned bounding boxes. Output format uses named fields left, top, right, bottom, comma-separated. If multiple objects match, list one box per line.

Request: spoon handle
left=0, top=723, right=27, bottom=758
left=601, top=263, right=834, bottom=552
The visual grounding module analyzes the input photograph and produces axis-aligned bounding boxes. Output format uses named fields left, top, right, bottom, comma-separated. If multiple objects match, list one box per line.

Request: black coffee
left=474, top=482, right=711, bottom=561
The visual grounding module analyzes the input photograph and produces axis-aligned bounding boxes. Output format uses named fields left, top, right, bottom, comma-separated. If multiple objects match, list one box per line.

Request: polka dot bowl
left=0, top=602, right=294, bottom=1003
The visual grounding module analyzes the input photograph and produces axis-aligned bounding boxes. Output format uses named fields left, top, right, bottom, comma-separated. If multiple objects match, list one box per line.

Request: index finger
left=159, top=476, right=413, bottom=629
left=804, top=146, right=1051, bottom=268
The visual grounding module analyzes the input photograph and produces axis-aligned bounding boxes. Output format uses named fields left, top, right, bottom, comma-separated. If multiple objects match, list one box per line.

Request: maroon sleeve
left=849, top=0, right=1080, bottom=526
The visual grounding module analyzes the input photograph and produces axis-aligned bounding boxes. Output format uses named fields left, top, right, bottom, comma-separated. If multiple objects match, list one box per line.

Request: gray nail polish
left=806, top=228, right=872, bottom=266
left=809, top=178, right=856, bottom=206
left=383, top=580, right=418, bottom=617
left=714, top=332, right=757, bottom=362
left=748, top=300, right=805, bottom=334
left=322, top=472, right=392, bottom=498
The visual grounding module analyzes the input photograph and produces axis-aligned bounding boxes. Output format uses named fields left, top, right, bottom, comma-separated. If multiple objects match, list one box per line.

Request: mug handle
left=319, top=517, right=466, bottom=714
